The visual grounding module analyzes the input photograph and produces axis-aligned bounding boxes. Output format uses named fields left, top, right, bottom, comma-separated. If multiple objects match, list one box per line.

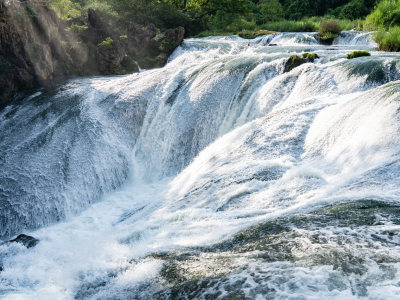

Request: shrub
left=346, top=50, right=371, bottom=59
left=302, top=52, right=319, bottom=62
left=364, top=0, right=400, bottom=30
left=97, top=37, right=114, bottom=49
left=374, top=26, right=400, bottom=52
left=67, top=24, right=88, bottom=35
left=50, top=0, right=82, bottom=20
left=318, top=20, right=341, bottom=41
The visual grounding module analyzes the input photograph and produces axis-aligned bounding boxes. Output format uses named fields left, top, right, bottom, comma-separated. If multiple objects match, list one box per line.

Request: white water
left=1, top=31, right=400, bottom=299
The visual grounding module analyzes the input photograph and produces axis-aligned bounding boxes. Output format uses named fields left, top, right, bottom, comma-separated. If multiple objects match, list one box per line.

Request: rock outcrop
left=0, top=1, right=185, bottom=106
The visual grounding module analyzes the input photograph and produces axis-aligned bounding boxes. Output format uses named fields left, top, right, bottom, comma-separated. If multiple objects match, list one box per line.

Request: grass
left=346, top=50, right=371, bottom=59
left=374, top=26, right=400, bottom=52
left=260, top=20, right=317, bottom=32
left=364, top=0, right=400, bottom=31
left=194, top=17, right=362, bottom=38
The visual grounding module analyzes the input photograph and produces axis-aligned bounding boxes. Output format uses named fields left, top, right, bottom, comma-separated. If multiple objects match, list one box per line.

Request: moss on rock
left=346, top=50, right=371, bottom=59
left=302, top=52, right=319, bottom=62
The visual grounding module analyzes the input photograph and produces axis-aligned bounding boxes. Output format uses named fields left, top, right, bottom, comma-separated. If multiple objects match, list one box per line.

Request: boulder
left=9, top=234, right=39, bottom=248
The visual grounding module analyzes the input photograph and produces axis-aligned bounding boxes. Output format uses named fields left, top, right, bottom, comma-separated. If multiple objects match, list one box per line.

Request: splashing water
left=1, top=31, right=400, bottom=299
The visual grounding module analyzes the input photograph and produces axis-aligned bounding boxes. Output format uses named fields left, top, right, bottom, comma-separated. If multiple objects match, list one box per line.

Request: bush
left=346, top=50, right=371, bottom=59
left=67, top=24, right=88, bottom=35
left=374, top=26, right=400, bottom=51
left=318, top=20, right=341, bottom=41
left=50, top=0, right=83, bottom=20
left=97, top=37, right=114, bottom=49
left=364, top=0, right=400, bottom=30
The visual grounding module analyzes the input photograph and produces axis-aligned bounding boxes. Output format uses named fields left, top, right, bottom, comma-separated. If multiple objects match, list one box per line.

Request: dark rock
left=9, top=234, right=39, bottom=248
left=131, top=25, right=184, bottom=68
left=0, top=3, right=184, bottom=104
left=0, top=1, right=89, bottom=105
left=86, top=8, right=124, bottom=73
left=126, top=23, right=157, bottom=56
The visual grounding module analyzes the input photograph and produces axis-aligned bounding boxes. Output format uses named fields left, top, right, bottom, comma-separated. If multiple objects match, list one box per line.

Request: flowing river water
left=1, top=31, right=400, bottom=299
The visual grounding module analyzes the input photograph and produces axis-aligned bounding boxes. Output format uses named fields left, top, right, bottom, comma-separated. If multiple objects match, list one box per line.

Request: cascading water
left=1, top=31, right=400, bottom=299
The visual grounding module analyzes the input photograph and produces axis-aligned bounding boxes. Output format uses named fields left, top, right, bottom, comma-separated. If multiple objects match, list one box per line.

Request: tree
left=255, top=0, right=283, bottom=24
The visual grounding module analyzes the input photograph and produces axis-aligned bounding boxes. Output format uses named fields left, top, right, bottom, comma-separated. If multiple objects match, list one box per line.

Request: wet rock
left=284, top=55, right=307, bottom=73
left=130, top=24, right=185, bottom=68
left=9, top=234, right=39, bottom=248
left=284, top=53, right=319, bottom=73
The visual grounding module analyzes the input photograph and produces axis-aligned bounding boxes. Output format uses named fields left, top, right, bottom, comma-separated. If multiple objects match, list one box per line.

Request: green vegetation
left=46, top=0, right=400, bottom=51
left=374, top=27, right=400, bottom=51
left=67, top=24, right=88, bottom=35
left=364, top=0, right=400, bottom=30
left=284, top=55, right=306, bottom=72
left=284, top=53, right=320, bottom=72
left=346, top=50, right=371, bottom=59
left=302, top=52, right=319, bottom=62
left=238, top=29, right=274, bottom=39
left=260, top=19, right=316, bottom=32
left=318, top=19, right=341, bottom=41
left=97, top=37, right=113, bottom=49
left=48, top=0, right=379, bottom=38
left=362, top=0, right=400, bottom=52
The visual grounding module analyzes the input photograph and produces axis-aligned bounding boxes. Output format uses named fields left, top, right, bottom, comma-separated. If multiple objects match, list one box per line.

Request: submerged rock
left=9, top=234, right=39, bottom=248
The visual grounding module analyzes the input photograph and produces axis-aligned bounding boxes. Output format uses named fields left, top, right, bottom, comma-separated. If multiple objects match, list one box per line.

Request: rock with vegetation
left=302, top=52, right=319, bottom=62
left=346, top=50, right=371, bottom=59
left=284, top=55, right=306, bottom=72
left=318, top=20, right=341, bottom=44
left=238, top=30, right=274, bottom=39
left=0, top=1, right=185, bottom=106
left=0, top=1, right=87, bottom=106
left=284, top=53, right=319, bottom=73
left=85, top=8, right=124, bottom=73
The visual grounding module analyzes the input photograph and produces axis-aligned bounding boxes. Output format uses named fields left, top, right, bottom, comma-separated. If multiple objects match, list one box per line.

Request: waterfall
left=1, top=31, right=400, bottom=299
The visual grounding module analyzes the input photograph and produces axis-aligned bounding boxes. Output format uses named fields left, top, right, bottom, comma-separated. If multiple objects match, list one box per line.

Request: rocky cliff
left=0, top=1, right=185, bottom=107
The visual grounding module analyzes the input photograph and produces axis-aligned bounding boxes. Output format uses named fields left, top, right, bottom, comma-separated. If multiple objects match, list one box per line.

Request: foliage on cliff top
left=48, top=0, right=378, bottom=38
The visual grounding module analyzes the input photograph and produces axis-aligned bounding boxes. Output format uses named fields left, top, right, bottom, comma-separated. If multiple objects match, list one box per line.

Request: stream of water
left=1, top=31, right=400, bottom=299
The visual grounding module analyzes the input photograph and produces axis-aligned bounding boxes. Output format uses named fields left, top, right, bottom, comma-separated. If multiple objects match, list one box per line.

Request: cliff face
left=0, top=1, right=185, bottom=107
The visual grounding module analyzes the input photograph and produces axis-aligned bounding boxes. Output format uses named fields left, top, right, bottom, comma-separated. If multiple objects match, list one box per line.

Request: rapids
left=1, top=31, right=400, bottom=299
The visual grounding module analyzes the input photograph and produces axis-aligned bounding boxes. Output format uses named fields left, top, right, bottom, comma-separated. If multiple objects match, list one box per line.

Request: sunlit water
left=1, top=31, right=400, bottom=299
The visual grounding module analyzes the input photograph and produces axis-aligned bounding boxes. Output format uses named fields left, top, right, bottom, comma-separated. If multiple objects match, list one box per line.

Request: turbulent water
left=1, top=31, right=400, bottom=299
